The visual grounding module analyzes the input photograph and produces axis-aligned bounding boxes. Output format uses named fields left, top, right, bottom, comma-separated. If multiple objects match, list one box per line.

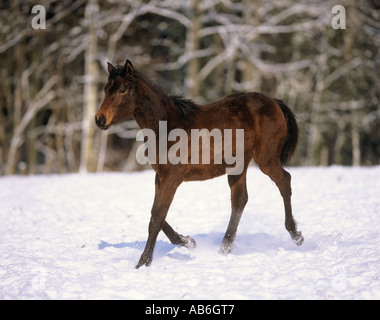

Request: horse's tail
left=275, top=99, right=299, bottom=167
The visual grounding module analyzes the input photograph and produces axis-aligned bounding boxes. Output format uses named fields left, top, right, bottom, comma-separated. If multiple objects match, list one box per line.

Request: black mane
left=169, top=94, right=199, bottom=121
left=109, top=65, right=133, bottom=81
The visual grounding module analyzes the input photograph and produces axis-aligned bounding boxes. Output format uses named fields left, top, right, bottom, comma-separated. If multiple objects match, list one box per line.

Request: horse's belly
left=183, top=163, right=229, bottom=181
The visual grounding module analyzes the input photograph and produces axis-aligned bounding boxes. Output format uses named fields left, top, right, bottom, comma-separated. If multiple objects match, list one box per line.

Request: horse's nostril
left=95, top=114, right=106, bottom=128
left=99, top=114, right=106, bottom=126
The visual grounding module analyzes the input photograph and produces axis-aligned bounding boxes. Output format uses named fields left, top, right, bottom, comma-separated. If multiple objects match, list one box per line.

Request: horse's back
left=193, top=92, right=281, bottom=130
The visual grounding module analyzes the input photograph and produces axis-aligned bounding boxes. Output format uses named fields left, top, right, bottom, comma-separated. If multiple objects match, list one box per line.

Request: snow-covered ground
left=1, top=166, right=380, bottom=300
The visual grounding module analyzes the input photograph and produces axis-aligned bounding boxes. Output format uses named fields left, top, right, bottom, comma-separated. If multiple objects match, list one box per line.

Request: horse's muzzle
left=95, top=114, right=109, bottom=130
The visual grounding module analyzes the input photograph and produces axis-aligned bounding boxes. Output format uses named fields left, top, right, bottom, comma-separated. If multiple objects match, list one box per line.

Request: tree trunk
left=306, top=36, right=327, bottom=166
left=242, top=0, right=261, bottom=92
left=80, top=0, right=99, bottom=173
left=185, top=0, right=201, bottom=98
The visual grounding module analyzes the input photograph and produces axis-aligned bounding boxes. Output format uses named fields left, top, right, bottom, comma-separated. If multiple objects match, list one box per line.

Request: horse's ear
left=107, top=62, right=114, bottom=73
left=124, top=59, right=134, bottom=75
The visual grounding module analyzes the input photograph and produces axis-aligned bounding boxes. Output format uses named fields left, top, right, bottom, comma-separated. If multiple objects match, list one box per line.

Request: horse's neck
left=133, top=82, right=175, bottom=132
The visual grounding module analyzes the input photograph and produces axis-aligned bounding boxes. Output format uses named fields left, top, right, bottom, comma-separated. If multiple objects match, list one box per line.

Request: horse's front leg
left=136, top=174, right=181, bottom=269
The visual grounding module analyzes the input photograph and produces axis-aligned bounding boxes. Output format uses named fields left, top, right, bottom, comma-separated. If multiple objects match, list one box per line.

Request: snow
left=1, top=166, right=380, bottom=300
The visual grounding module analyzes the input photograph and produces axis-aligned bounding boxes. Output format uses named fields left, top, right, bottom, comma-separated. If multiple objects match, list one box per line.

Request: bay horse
left=95, top=59, right=304, bottom=268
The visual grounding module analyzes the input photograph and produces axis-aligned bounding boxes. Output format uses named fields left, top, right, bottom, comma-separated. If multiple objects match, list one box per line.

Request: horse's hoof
left=219, top=240, right=233, bottom=255
left=290, top=231, right=304, bottom=246
left=183, top=235, right=196, bottom=249
left=135, top=254, right=152, bottom=269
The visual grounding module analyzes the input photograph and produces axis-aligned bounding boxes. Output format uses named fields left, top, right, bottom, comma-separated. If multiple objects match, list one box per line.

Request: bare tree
left=0, top=0, right=379, bottom=175
left=80, top=0, right=99, bottom=172
left=5, top=76, right=57, bottom=175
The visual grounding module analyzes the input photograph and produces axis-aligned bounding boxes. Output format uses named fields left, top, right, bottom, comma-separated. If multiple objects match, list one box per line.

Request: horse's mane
left=169, top=94, right=199, bottom=121
left=108, top=65, right=129, bottom=80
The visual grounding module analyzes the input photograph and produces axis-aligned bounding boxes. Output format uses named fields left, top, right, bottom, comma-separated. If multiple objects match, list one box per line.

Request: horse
left=95, top=59, right=304, bottom=268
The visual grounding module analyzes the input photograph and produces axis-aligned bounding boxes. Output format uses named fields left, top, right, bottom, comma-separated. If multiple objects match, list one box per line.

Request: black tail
left=275, top=99, right=299, bottom=167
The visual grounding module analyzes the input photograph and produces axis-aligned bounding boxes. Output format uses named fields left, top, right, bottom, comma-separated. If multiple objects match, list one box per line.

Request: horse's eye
left=119, top=88, right=126, bottom=94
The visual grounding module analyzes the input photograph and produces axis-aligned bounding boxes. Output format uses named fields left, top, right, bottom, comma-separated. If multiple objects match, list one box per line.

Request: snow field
left=1, top=166, right=380, bottom=299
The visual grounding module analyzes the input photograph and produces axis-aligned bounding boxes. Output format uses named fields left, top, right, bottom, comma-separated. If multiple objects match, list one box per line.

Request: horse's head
left=95, top=59, right=136, bottom=130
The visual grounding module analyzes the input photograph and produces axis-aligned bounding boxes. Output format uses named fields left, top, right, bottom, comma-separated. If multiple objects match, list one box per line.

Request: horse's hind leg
left=162, top=221, right=196, bottom=248
left=258, top=162, right=304, bottom=246
left=220, top=169, right=248, bottom=254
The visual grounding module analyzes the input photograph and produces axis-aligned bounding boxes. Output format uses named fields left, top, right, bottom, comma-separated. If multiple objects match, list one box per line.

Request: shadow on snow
left=98, top=232, right=317, bottom=260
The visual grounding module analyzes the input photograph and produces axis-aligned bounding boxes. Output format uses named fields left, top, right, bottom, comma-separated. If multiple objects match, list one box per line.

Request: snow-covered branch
left=6, top=76, right=58, bottom=175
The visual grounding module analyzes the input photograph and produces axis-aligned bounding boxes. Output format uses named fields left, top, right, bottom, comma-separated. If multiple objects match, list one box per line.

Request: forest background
left=0, top=0, right=379, bottom=175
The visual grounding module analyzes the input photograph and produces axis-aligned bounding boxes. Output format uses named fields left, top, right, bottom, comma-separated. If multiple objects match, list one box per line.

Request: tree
left=80, top=0, right=99, bottom=172
left=0, top=0, right=379, bottom=175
